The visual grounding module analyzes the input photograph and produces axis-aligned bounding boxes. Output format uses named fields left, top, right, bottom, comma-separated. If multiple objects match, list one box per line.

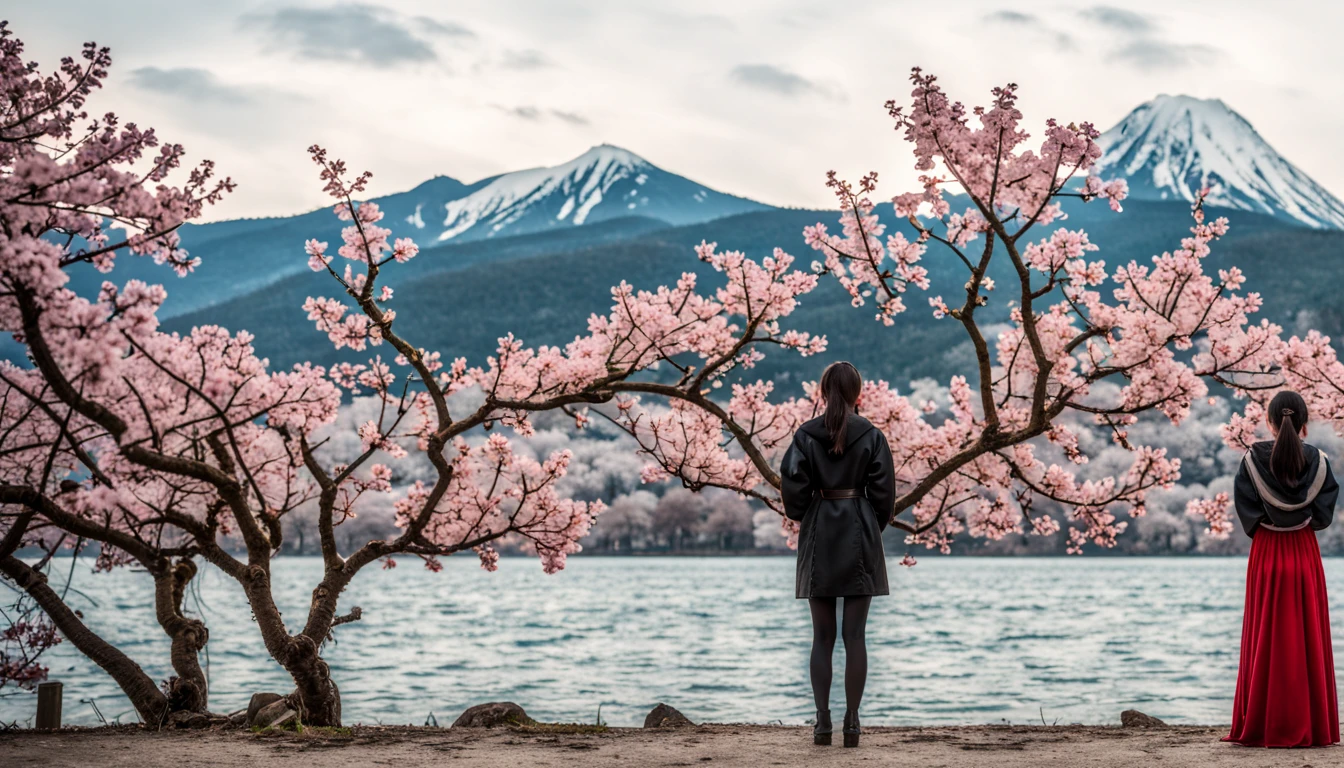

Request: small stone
left=247, top=693, right=285, bottom=727
left=226, top=708, right=248, bottom=727
left=1120, top=709, right=1167, bottom=728
left=452, top=702, right=534, bottom=728
left=253, top=699, right=299, bottom=729
left=643, top=703, right=694, bottom=728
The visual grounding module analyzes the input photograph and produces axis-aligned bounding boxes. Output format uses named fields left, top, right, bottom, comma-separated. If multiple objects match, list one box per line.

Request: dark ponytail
left=1268, top=390, right=1308, bottom=487
left=819, top=361, right=862, bottom=454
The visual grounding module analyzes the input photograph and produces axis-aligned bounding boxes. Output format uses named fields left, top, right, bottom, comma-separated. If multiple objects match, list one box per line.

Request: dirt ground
left=1, top=723, right=1337, bottom=768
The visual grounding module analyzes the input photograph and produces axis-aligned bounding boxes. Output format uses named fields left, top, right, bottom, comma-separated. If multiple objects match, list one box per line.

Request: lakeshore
left=1, top=556, right=1312, bottom=728
left=0, top=723, right=1323, bottom=768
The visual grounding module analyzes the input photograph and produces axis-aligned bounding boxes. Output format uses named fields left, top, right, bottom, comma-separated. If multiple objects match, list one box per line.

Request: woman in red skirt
left=1226, top=390, right=1339, bottom=748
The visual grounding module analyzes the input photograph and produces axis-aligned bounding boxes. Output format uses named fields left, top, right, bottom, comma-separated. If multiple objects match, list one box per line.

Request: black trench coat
left=780, top=414, right=896, bottom=599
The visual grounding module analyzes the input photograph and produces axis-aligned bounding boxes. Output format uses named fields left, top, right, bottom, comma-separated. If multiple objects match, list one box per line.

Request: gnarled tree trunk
left=239, top=563, right=346, bottom=726
left=1, top=498, right=213, bottom=722
left=0, top=554, right=169, bottom=725
left=152, top=557, right=210, bottom=713
left=285, top=635, right=342, bottom=727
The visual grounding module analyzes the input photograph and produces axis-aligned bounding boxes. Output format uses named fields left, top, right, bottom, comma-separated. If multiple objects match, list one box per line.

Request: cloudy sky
left=10, top=1, right=1342, bottom=220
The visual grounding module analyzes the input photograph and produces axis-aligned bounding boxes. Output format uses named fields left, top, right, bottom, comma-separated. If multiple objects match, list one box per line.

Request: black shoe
left=842, top=709, right=860, bottom=748
left=813, top=709, right=832, bottom=745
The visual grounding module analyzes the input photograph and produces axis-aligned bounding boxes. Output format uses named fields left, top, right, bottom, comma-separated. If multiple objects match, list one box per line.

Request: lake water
left=3, top=556, right=1340, bottom=728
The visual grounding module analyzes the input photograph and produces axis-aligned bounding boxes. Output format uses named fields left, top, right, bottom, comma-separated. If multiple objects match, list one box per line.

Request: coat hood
left=1245, top=441, right=1327, bottom=510
left=1232, top=440, right=1337, bottom=537
left=798, top=414, right=875, bottom=453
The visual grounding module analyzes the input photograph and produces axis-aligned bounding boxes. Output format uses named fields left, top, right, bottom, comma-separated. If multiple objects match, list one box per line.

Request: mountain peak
left=1129, top=94, right=1252, bottom=133
left=1096, top=95, right=1344, bottom=229
left=573, top=143, right=650, bottom=165
left=420, top=145, right=765, bottom=242
left=1148, top=93, right=1225, bottom=106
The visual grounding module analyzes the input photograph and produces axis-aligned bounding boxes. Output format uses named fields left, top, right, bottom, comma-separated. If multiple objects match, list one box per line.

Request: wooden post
left=35, top=681, right=62, bottom=730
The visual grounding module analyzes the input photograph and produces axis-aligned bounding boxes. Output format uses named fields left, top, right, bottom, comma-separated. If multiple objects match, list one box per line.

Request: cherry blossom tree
left=0, top=18, right=829, bottom=724
left=703, top=490, right=756, bottom=550
left=1, top=585, right=61, bottom=694
left=277, top=146, right=828, bottom=723
left=605, top=69, right=1322, bottom=560
left=211, top=69, right=1344, bottom=728
left=0, top=20, right=236, bottom=722
left=589, top=489, right=655, bottom=551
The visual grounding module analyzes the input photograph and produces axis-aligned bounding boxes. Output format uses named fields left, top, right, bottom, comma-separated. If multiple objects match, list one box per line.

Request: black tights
left=807, top=596, right=871, bottom=713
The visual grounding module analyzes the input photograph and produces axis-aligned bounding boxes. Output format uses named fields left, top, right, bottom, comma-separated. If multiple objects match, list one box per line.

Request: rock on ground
left=452, top=702, right=534, bottom=728
left=252, top=700, right=298, bottom=729
left=246, top=693, right=284, bottom=727
left=643, top=703, right=694, bottom=728
left=1121, top=709, right=1168, bottom=728
left=166, top=712, right=213, bottom=730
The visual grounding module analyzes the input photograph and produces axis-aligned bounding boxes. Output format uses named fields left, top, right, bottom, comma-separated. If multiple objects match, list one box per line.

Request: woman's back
left=780, top=413, right=896, bottom=599
left=784, top=414, right=892, bottom=497
left=1233, top=439, right=1337, bottom=536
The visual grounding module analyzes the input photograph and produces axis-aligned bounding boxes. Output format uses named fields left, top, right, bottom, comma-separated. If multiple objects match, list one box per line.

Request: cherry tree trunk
left=153, top=559, right=210, bottom=713
left=0, top=554, right=169, bottom=725
left=242, top=564, right=344, bottom=726
left=286, top=636, right=342, bottom=727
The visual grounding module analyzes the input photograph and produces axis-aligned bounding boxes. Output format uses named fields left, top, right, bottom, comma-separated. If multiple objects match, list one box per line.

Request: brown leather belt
left=819, top=488, right=862, bottom=499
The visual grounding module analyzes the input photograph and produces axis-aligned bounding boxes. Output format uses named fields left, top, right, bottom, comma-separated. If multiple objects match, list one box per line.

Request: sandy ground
left=1, top=723, right=1337, bottom=767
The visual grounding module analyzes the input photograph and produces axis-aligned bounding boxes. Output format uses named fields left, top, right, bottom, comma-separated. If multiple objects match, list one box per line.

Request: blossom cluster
left=392, top=435, right=602, bottom=573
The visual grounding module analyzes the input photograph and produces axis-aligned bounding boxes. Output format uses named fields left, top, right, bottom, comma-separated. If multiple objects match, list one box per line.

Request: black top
left=1232, top=441, right=1338, bottom=538
left=780, top=414, right=896, bottom=598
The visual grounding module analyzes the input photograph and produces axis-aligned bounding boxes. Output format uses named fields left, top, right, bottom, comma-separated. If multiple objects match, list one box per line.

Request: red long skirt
left=1224, top=527, right=1339, bottom=748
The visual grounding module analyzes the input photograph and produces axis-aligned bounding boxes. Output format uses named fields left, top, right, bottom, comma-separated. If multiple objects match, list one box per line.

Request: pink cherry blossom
left=598, top=69, right=1321, bottom=558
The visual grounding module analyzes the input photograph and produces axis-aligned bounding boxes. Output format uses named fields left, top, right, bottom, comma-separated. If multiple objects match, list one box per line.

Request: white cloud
left=6, top=0, right=1341, bottom=220
left=729, top=64, right=845, bottom=102
left=239, top=4, right=459, bottom=68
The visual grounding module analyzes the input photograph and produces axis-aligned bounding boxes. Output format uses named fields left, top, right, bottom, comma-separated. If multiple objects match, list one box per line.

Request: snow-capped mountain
left=66, top=144, right=772, bottom=319
left=1096, top=95, right=1344, bottom=229
left=408, top=144, right=768, bottom=242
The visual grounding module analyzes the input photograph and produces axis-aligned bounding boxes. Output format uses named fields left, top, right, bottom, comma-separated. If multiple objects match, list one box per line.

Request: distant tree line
left=584, top=487, right=769, bottom=553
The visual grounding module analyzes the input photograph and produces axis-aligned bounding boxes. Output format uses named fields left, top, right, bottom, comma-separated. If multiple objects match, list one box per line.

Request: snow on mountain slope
left=416, top=144, right=768, bottom=242
left=1096, top=95, right=1344, bottom=229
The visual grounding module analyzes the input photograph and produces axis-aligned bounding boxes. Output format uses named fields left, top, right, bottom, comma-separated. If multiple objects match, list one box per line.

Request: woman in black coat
left=780, top=361, right=896, bottom=748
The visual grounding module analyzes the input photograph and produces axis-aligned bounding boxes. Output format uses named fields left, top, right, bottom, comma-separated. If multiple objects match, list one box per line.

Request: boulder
left=247, top=692, right=285, bottom=726
left=1121, top=709, right=1168, bottom=728
left=452, top=701, right=534, bottom=728
left=253, top=699, right=299, bottom=729
left=643, top=703, right=694, bottom=728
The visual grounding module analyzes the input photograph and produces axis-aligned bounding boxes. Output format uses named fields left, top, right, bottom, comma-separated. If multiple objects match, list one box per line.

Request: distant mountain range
left=60, top=145, right=771, bottom=319
left=24, top=96, right=1344, bottom=387
left=160, top=198, right=1332, bottom=390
